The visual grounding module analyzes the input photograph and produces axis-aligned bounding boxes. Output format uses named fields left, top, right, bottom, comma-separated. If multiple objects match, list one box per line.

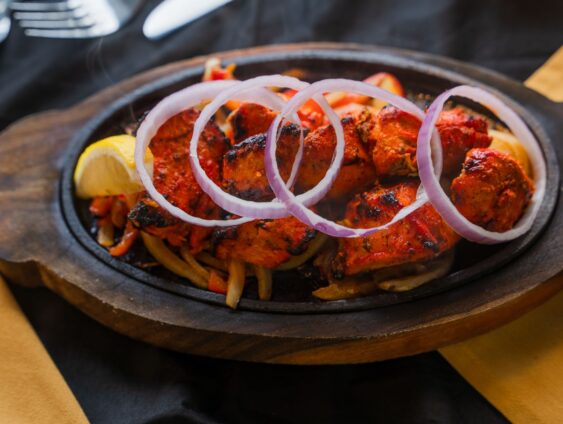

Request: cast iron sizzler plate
left=0, top=44, right=561, bottom=364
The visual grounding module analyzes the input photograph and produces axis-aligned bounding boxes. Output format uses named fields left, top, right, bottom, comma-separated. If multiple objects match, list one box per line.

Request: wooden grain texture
left=0, top=43, right=562, bottom=364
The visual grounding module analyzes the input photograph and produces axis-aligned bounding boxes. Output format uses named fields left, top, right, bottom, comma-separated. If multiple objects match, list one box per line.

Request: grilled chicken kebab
left=83, top=58, right=536, bottom=306
left=124, top=98, right=533, bottom=288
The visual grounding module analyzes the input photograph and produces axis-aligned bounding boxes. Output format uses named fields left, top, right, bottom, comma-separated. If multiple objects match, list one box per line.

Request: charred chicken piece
left=450, top=148, right=534, bottom=232
left=213, top=217, right=316, bottom=269
left=128, top=197, right=191, bottom=247
left=366, top=106, right=491, bottom=178
left=368, top=106, right=421, bottom=178
left=296, top=114, right=378, bottom=201
left=227, top=102, right=277, bottom=144
left=129, top=108, right=228, bottom=252
left=128, top=197, right=215, bottom=252
left=334, top=180, right=460, bottom=276
left=222, top=124, right=302, bottom=201
left=436, top=108, right=492, bottom=175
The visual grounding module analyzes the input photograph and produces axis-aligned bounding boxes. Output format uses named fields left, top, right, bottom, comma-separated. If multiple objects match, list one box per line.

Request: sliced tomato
left=326, top=72, right=405, bottom=108
left=281, top=89, right=325, bottom=130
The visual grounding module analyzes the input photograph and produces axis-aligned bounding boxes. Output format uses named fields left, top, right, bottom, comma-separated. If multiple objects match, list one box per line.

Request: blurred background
left=1, top=0, right=561, bottom=130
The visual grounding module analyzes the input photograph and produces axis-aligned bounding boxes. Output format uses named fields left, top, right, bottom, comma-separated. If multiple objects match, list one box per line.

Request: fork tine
left=10, top=0, right=80, bottom=12
left=24, top=27, right=105, bottom=39
left=19, top=18, right=94, bottom=29
left=13, top=10, right=87, bottom=20
left=17, top=0, right=139, bottom=39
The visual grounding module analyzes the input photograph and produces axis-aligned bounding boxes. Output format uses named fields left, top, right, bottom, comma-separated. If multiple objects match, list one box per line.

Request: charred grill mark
left=228, top=124, right=303, bottom=155
left=211, top=226, right=238, bottom=252
left=280, top=122, right=306, bottom=138
left=422, top=239, right=440, bottom=253
left=128, top=201, right=171, bottom=228
left=241, top=188, right=268, bottom=201
left=227, top=103, right=279, bottom=145
left=380, top=192, right=399, bottom=207
left=355, top=200, right=382, bottom=220
left=463, top=157, right=482, bottom=172
left=238, top=133, right=266, bottom=149
left=225, top=134, right=267, bottom=164
left=342, top=154, right=362, bottom=166
left=286, top=228, right=317, bottom=256
left=224, top=183, right=266, bottom=201
left=225, top=150, right=237, bottom=163
left=365, top=205, right=382, bottom=219
left=231, top=111, right=247, bottom=142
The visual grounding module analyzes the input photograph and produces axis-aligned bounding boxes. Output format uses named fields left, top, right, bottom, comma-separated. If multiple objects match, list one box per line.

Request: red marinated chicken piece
left=213, top=217, right=316, bottom=269
left=451, top=148, right=534, bottom=232
left=334, top=180, right=459, bottom=276
left=436, top=108, right=492, bottom=175
left=366, top=106, right=491, bottom=178
left=296, top=113, right=378, bottom=201
left=225, top=108, right=379, bottom=203
left=129, top=108, right=228, bottom=252
left=222, top=124, right=301, bottom=201
left=368, top=106, right=421, bottom=178
left=227, top=102, right=277, bottom=144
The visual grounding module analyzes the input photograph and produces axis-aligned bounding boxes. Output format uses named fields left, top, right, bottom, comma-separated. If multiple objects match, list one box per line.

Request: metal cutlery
left=11, top=0, right=141, bottom=39
left=0, top=0, right=11, bottom=43
left=143, top=0, right=232, bottom=40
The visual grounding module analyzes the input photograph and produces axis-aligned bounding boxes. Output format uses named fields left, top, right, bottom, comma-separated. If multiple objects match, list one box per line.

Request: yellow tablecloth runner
left=525, top=46, right=563, bottom=102
left=440, top=45, right=563, bottom=424
left=0, top=276, right=89, bottom=423
left=0, top=46, right=561, bottom=424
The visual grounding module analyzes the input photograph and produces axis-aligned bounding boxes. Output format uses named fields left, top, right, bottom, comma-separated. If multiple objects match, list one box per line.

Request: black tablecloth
left=2, top=1, right=562, bottom=423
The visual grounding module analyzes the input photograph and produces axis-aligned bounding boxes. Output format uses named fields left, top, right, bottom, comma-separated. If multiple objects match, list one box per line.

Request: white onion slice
left=417, top=85, right=546, bottom=244
left=265, top=79, right=438, bottom=237
left=135, top=80, right=287, bottom=227
left=189, top=75, right=343, bottom=220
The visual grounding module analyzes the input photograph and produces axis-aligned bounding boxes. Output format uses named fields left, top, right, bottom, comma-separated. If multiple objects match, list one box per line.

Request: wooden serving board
left=0, top=43, right=562, bottom=364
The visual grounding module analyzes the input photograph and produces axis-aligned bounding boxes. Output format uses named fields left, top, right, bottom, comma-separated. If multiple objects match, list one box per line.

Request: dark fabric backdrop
left=1, top=0, right=561, bottom=423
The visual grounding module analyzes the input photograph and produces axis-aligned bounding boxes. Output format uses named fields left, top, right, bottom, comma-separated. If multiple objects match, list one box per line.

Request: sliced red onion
left=417, top=85, right=546, bottom=244
left=265, top=79, right=437, bottom=237
left=190, top=75, right=334, bottom=220
left=135, top=80, right=287, bottom=227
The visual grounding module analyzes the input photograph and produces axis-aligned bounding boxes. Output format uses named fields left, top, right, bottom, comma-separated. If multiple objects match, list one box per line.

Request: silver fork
left=11, top=0, right=141, bottom=38
left=0, top=0, right=11, bottom=43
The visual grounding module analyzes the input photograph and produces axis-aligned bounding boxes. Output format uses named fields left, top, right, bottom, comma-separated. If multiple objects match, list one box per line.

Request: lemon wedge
left=74, top=134, right=153, bottom=199
left=488, top=129, right=531, bottom=176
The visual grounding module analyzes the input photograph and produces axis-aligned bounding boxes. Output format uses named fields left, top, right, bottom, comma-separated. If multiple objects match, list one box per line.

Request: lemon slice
left=74, top=134, right=153, bottom=198
left=488, top=129, right=531, bottom=176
